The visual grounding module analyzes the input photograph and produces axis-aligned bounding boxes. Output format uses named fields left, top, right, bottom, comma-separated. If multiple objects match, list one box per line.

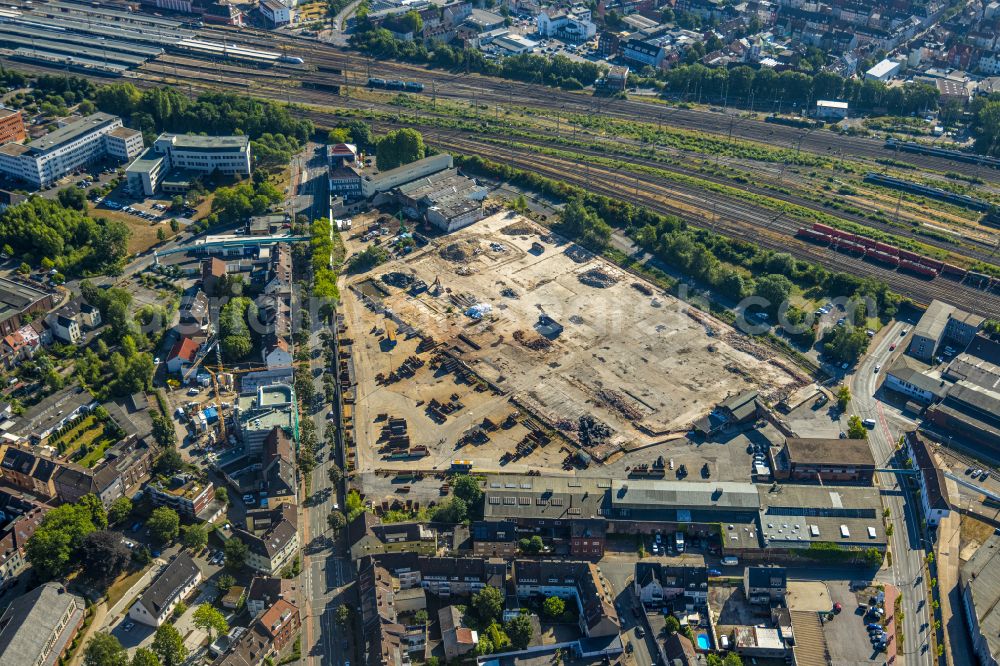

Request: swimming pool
left=696, top=633, right=711, bottom=650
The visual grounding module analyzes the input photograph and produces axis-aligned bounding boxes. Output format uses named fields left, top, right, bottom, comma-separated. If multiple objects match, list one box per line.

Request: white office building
left=127, top=133, right=252, bottom=196
left=0, top=113, right=143, bottom=188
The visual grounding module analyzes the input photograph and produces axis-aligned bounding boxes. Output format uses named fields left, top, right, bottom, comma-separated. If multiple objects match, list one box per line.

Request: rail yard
left=1, top=0, right=999, bottom=320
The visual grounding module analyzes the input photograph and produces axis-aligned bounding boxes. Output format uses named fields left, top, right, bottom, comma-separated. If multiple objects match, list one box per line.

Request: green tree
left=327, top=464, right=344, bottom=485
left=375, top=128, right=425, bottom=170
left=836, top=385, right=851, bottom=410
left=847, top=415, right=868, bottom=439
left=335, top=603, right=351, bottom=626
left=130, top=648, right=160, bottom=666
left=152, top=623, right=187, bottom=666
left=147, top=507, right=180, bottom=542
left=754, top=273, right=793, bottom=313
left=84, top=633, right=129, bottom=666
left=665, top=615, right=680, bottom=634
left=225, top=536, right=249, bottom=570
left=723, top=654, right=743, bottom=666
left=558, top=198, right=611, bottom=250
left=108, top=496, right=133, bottom=524
left=26, top=500, right=101, bottom=579
left=519, top=535, right=544, bottom=554
left=328, top=510, right=347, bottom=532
left=181, top=523, right=208, bottom=551
left=505, top=614, right=533, bottom=649
left=155, top=447, right=184, bottom=475
left=215, top=486, right=229, bottom=505
left=345, top=489, right=365, bottom=521
left=452, top=475, right=483, bottom=504
left=472, top=586, right=504, bottom=624
left=58, top=186, right=88, bottom=211
left=542, top=596, right=565, bottom=619
left=151, top=412, right=177, bottom=448
left=193, top=603, right=229, bottom=640
left=217, top=573, right=236, bottom=594
left=81, top=530, right=131, bottom=586
left=219, top=296, right=258, bottom=361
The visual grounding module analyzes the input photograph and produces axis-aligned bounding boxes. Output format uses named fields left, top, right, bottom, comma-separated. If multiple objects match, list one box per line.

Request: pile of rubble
left=381, top=272, right=414, bottom=288
left=597, top=389, right=643, bottom=421
left=513, top=329, right=552, bottom=350
left=578, top=268, right=618, bottom=288
left=501, top=221, right=534, bottom=235
left=562, top=414, right=613, bottom=447
left=440, top=243, right=469, bottom=262
left=631, top=281, right=653, bottom=296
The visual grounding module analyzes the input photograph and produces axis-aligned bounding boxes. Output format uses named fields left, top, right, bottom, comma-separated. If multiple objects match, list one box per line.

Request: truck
left=675, top=532, right=685, bottom=552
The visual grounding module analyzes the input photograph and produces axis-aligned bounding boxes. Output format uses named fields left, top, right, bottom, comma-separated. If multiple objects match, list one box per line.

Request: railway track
left=428, top=134, right=1000, bottom=316
left=4, top=49, right=998, bottom=314
left=196, top=24, right=1000, bottom=184
left=134, top=56, right=1000, bottom=269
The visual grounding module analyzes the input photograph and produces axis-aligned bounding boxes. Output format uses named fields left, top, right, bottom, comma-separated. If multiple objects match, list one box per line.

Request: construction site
left=340, top=212, right=806, bottom=475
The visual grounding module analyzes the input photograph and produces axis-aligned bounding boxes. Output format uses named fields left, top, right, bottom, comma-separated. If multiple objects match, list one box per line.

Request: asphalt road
left=851, top=321, right=933, bottom=665
left=290, top=146, right=356, bottom=666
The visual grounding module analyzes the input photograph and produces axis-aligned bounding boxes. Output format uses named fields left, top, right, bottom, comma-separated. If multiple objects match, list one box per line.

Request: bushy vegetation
left=0, top=198, right=130, bottom=275
left=350, top=28, right=604, bottom=90
left=660, top=64, right=940, bottom=116
left=376, top=128, right=425, bottom=171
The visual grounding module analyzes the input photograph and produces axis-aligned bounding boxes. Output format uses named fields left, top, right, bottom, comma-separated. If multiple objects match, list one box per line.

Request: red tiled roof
left=167, top=337, right=199, bottom=363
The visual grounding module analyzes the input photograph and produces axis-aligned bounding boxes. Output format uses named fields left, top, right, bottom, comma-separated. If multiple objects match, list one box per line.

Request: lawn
left=106, top=565, right=152, bottom=608
left=88, top=203, right=180, bottom=255
left=77, top=436, right=116, bottom=468
left=48, top=414, right=118, bottom=467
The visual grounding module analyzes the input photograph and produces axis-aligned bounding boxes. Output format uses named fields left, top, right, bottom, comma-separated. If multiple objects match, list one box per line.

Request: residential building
left=130, top=553, right=202, bottom=627
left=347, top=513, right=437, bottom=560
left=263, top=338, right=292, bottom=369
left=0, top=582, right=85, bottom=666
left=202, top=257, right=228, bottom=297
left=621, top=38, right=665, bottom=68
left=773, top=436, right=876, bottom=484
left=178, top=290, right=211, bottom=336
left=0, top=108, right=26, bottom=144
left=1, top=319, right=51, bottom=370
left=744, top=566, right=787, bottom=605
left=246, top=576, right=299, bottom=617
left=259, top=0, right=292, bottom=25
left=634, top=561, right=708, bottom=607
left=147, top=475, right=217, bottom=519
left=44, top=298, right=101, bottom=344
left=885, top=355, right=948, bottom=405
left=909, top=300, right=984, bottom=363
left=236, top=384, right=298, bottom=454
left=212, top=598, right=301, bottom=665
left=536, top=5, right=596, bottom=40
left=0, top=277, right=56, bottom=337
left=471, top=519, right=518, bottom=557
left=329, top=162, right=364, bottom=200
left=166, top=336, right=201, bottom=375
left=905, top=432, right=951, bottom=526
left=127, top=133, right=252, bottom=196
left=54, top=464, right=123, bottom=507
left=261, top=426, right=297, bottom=507
left=0, top=113, right=143, bottom=188
left=598, top=65, right=630, bottom=93
left=0, top=446, right=59, bottom=498
left=236, top=503, right=299, bottom=575
left=0, top=490, right=48, bottom=590
left=513, top=559, right=620, bottom=638
left=439, top=606, right=479, bottom=660
left=960, top=535, right=1000, bottom=666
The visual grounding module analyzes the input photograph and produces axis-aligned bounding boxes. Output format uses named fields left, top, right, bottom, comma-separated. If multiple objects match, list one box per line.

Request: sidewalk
left=884, top=583, right=899, bottom=665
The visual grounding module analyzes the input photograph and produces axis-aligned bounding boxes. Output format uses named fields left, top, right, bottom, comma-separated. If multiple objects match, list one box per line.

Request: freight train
left=863, top=172, right=993, bottom=212
left=367, top=78, right=424, bottom=92
left=884, top=137, right=1000, bottom=170
left=796, top=222, right=1000, bottom=292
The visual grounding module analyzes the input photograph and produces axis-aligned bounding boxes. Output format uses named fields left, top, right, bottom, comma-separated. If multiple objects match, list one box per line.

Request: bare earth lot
left=341, top=212, right=803, bottom=473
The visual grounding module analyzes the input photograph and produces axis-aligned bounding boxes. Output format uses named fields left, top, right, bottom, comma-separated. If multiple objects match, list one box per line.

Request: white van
left=675, top=532, right=685, bottom=552
left=721, top=556, right=739, bottom=566
left=862, top=418, right=876, bottom=428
